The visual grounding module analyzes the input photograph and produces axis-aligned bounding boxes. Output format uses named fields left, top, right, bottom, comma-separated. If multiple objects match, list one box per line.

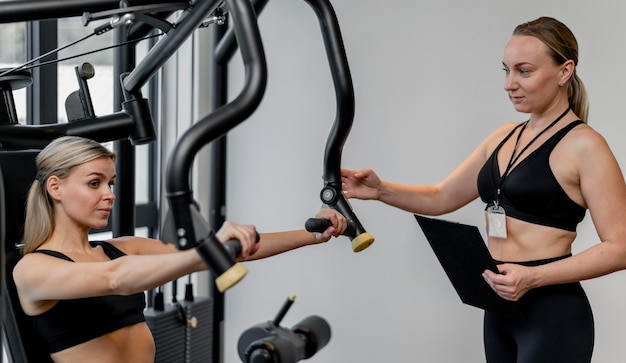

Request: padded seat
left=0, top=149, right=53, bottom=363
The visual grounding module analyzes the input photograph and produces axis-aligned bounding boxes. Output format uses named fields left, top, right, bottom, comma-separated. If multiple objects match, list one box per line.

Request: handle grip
left=195, top=231, right=260, bottom=293
left=305, top=218, right=356, bottom=237
left=223, top=231, right=261, bottom=259
left=305, top=217, right=374, bottom=252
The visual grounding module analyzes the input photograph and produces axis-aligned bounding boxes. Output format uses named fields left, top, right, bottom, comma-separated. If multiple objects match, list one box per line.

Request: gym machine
left=0, top=0, right=370, bottom=361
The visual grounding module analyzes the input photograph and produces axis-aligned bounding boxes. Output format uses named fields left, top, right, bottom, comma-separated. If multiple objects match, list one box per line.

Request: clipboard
left=414, top=214, right=523, bottom=320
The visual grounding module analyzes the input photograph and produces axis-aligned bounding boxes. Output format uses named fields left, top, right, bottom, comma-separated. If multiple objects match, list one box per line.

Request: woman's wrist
left=377, top=180, right=388, bottom=202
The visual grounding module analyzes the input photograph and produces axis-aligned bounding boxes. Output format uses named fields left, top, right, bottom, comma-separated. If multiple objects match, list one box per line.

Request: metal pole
left=112, top=25, right=136, bottom=237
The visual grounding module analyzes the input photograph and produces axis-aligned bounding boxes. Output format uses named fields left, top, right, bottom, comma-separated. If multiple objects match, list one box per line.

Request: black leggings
left=483, top=255, right=594, bottom=363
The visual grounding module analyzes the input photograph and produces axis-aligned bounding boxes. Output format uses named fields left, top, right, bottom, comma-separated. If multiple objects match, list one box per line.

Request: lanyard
left=495, top=106, right=570, bottom=206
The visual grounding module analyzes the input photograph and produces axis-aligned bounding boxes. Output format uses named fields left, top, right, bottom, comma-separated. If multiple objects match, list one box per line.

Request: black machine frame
left=0, top=0, right=372, bottom=362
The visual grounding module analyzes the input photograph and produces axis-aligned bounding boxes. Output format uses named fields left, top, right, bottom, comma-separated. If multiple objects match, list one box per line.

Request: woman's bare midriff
left=49, top=322, right=155, bottom=363
left=486, top=214, right=576, bottom=262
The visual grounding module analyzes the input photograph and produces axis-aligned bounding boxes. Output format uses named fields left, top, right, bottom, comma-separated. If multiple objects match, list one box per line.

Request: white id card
left=487, top=205, right=507, bottom=239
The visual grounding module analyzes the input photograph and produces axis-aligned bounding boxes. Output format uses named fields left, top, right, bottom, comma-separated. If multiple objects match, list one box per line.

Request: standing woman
left=341, top=17, right=626, bottom=362
left=13, top=136, right=346, bottom=363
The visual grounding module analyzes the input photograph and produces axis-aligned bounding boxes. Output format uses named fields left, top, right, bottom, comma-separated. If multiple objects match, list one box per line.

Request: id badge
left=487, top=205, right=507, bottom=239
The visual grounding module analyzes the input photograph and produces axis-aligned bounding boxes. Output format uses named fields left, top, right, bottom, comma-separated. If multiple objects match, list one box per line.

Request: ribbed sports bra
left=30, top=241, right=146, bottom=353
left=477, top=120, right=586, bottom=231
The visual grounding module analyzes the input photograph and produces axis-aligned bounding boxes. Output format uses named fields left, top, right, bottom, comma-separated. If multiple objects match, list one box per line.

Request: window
left=0, top=22, right=27, bottom=123
left=57, top=17, right=114, bottom=122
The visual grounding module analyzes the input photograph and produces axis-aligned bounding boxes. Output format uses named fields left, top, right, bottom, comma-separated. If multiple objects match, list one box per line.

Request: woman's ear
left=559, top=59, right=575, bottom=85
left=46, top=176, right=61, bottom=201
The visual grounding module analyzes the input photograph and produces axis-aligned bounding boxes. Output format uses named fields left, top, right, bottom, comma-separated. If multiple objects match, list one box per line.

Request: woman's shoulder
left=480, top=121, right=523, bottom=150
left=560, top=121, right=609, bottom=154
left=492, top=121, right=523, bottom=136
left=13, top=250, right=71, bottom=287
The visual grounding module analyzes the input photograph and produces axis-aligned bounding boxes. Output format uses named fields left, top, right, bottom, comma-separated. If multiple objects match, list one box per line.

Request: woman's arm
left=14, top=220, right=256, bottom=311
left=14, top=248, right=206, bottom=306
left=341, top=146, right=486, bottom=215
left=243, top=208, right=347, bottom=261
left=341, top=123, right=518, bottom=215
left=247, top=230, right=320, bottom=260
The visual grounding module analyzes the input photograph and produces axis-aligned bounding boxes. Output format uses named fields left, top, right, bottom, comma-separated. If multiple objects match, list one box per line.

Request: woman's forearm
left=246, top=230, right=317, bottom=261
left=531, top=240, right=626, bottom=289
left=378, top=182, right=444, bottom=215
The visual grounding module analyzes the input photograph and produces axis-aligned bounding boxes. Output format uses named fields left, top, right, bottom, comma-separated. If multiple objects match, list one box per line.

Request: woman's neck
left=528, top=104, right=571, bottom=130
left=44, top=226, right=91, bottom=253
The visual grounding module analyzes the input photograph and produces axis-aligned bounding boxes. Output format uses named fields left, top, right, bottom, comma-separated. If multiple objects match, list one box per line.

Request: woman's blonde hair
left=22, top=136, right=116, bottom=254
left=513, top=17, right=589, bottom=122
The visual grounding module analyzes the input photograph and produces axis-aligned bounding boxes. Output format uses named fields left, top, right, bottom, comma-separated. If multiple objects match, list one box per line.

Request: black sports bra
left=30, top=241, right=146, bottom=353
left=477, top=120, right=586, bottom=231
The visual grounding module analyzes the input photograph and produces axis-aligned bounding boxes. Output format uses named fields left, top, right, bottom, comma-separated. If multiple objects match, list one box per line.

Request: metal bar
left=208, top=15, right=229, bottom=363
left=0, top=111, right=135, bottom=149
left=0, top=0, right=167, bottom=23
left=27, top=20, right=57, bottom=126
left=165, top=0, right=267, bottom=253
left=303, top=0, right=374, bottom=251
left=122, top=0, right=223, bottom=94
left=111, top=25, right=137, bottom=238
left=214, top=0, right=269, bottom=64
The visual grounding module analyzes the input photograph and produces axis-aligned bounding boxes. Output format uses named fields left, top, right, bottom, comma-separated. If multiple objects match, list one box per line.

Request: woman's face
left=50, top=157, right=116, bottom=230
left=502, top=35, right=563, bottom=115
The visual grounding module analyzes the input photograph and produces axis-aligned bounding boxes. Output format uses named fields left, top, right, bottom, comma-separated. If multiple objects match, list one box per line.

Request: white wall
left=218, top=1, right=626, bottom=362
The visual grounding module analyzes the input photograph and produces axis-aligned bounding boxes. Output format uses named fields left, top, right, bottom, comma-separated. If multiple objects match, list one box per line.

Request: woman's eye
left=89, top=181, right=100, bottom=188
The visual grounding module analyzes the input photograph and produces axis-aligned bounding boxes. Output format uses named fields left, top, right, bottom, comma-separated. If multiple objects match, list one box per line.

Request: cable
left=0, top=32, right=97, bottom=77
left=0, top=31, right=163, bottom=77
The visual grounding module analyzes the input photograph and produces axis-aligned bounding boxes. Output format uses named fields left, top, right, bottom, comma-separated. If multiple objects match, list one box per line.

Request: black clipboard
left=414, top=214, right=523, bottom=320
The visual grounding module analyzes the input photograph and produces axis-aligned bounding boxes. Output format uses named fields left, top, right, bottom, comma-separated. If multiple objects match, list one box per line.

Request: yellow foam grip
left=215, top=263, right=248, bottom=293
left=351, top=232, right=375, bottom=252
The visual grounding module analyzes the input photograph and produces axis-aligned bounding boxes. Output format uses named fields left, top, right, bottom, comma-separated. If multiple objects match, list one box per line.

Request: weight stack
left=145, top=296, right=214, bottom=363
left=145, top=303, right=185, bottom=363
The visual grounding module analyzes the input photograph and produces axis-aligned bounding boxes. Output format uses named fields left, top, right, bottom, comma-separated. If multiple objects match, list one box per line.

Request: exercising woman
left=13, top=135, right=347, bottom=363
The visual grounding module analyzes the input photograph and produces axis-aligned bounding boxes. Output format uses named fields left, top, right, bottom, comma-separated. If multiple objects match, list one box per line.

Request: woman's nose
left=504, top=74, right=517, bottom=91
left=104, top=186, right=116, bottom=201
